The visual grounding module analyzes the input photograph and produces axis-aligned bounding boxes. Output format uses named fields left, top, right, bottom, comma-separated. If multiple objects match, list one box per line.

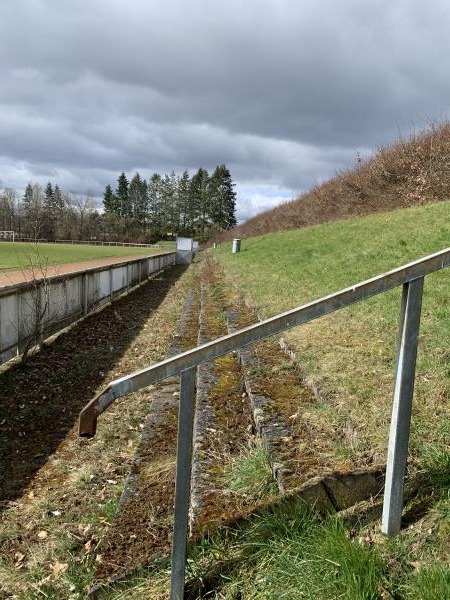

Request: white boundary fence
left=0, top=237, right=163, bottom=248
left=0, top=251, right=176, bottom=365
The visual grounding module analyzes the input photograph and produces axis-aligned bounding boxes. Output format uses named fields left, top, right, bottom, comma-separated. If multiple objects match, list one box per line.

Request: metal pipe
left=382, top=277, right=424, bottom=535
left=79, top=247, right=450, bottom=436
left=170, top=367, right=197, bottom=600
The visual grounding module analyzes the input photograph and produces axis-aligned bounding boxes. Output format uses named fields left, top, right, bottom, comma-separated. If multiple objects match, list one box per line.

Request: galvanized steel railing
left=79, top=246, right=450, bottom=600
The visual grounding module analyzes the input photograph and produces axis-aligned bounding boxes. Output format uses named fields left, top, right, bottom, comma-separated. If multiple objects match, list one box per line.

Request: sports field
left=0, top=241, right=174, bottom=271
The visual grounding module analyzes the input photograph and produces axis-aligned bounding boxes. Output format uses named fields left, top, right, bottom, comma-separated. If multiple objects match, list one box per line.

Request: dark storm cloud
left=1, top=0, right=450, bottom=220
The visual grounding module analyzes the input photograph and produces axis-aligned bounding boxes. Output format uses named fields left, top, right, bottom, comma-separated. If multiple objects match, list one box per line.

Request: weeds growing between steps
left=222, top=441, right=278, bottom=502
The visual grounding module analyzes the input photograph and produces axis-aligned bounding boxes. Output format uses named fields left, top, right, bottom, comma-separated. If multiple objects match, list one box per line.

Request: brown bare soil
left=0, top=254, right=165, bottom=287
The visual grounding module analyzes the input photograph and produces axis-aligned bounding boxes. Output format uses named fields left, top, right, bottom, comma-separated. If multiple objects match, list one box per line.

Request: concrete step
left=190, top=273, right=254, bottom=534
left=90, top=278, right=202, bottom=590
left=226, top=298, right=356, bottom=495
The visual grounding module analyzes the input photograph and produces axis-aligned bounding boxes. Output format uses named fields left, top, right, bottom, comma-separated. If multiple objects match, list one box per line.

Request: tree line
left=0, top=165, right=237, bottom=243
left=103, top=165, right=237, bottom=240
left=0, top=183, right=103, bottom=242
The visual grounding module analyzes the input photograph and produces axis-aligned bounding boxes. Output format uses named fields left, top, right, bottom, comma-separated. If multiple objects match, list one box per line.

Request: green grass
left=222, top=442, right=278, bottom=501
left=217, top=201, right=450, bottom=314
left=234, top=509, right=383, bottom=600
left=184, top=496, right=450, bottom=599
left=401, top=566, right=450, bottom=600
left=215, top=201, right=450, bottom=464
left=183, top=500, right=385, bottom=599
left=0, top=240, right=175, bottom=270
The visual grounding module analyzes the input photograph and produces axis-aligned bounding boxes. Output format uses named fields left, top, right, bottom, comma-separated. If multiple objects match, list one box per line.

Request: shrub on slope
left=218, top=121, right=450, bottom=240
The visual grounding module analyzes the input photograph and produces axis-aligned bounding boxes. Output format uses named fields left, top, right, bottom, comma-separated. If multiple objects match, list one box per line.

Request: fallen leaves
left=78, top=522, right=91, bottom=536
left=0, top=266, right=191, bottom=594
left=14, top=553, right=25, bottom=569
left=51, top=562, right=68, bottom=578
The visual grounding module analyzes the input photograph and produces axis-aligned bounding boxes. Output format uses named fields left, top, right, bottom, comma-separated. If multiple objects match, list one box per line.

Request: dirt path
left=0, top=254, right=166, bottom=287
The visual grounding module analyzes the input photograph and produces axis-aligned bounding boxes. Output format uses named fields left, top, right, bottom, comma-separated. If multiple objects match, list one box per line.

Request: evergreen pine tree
left=53, top=185, right=65, bottom=212
left=129, top=172, right=142, bottom=221
left=44, top=182, right=53, bottom=203
left=22, top=183, right=44, bottom=239
left=42, top=181, right=57, bottom=240
left=163, top=171, right=179, bottom=236
left=22, top=183, right=33, bottom=215
left=160, top=173, right=173, bottom=236
left=188, top=168, right=210, bottom=237
left=52, top=185, right=65, bottom=239
left=103, top=184, right=119, bottom=214
left=209, top=164, right=237, bottom=230
left=148, top=173, right=162, bottom=237
left=138, top=178, right=148, bottom=226
left=116, top=172, right=130, bottom=218
left=129, top=172, right=148, bottom=225
left=177, top=170, right=190, bottom=232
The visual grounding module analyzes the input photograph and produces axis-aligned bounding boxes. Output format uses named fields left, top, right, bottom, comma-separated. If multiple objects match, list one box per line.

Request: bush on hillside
left=216, top=121, right=450, bottom=241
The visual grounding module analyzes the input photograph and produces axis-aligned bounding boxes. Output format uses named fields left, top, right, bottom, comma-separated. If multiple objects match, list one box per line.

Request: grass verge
left=89, top=490, right=450, bottom=599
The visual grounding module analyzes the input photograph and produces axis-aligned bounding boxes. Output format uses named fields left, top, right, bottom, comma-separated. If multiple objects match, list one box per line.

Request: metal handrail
left=79, top=246, right=450, bottom=600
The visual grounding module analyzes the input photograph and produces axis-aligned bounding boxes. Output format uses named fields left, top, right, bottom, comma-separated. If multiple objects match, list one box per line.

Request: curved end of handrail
left=78, top=387, right=109, bottom=437
left=78, top=376, right=136, bottom=437
left=79, top=404, right=97, bottom=437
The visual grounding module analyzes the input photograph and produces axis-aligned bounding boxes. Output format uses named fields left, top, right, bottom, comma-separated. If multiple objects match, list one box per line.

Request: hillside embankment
left=215, top=120, right=450, bottom=241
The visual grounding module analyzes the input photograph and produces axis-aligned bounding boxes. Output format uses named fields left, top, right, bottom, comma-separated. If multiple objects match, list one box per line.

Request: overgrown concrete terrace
left=87, top=256, right=386, bottom=597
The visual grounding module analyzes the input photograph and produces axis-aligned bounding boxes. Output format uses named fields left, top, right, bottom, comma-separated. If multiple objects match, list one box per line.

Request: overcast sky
left=1, top=0, right=450, bottom=222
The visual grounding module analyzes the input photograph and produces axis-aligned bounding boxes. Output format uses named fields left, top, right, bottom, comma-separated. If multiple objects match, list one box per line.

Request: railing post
left=170, top=366, right=197, bottom=600
left=382, top=277, right=424, bottom=536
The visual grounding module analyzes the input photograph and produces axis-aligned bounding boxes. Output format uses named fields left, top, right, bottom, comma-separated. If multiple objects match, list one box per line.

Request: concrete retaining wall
left=0, top=252, right=176, bottom=365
